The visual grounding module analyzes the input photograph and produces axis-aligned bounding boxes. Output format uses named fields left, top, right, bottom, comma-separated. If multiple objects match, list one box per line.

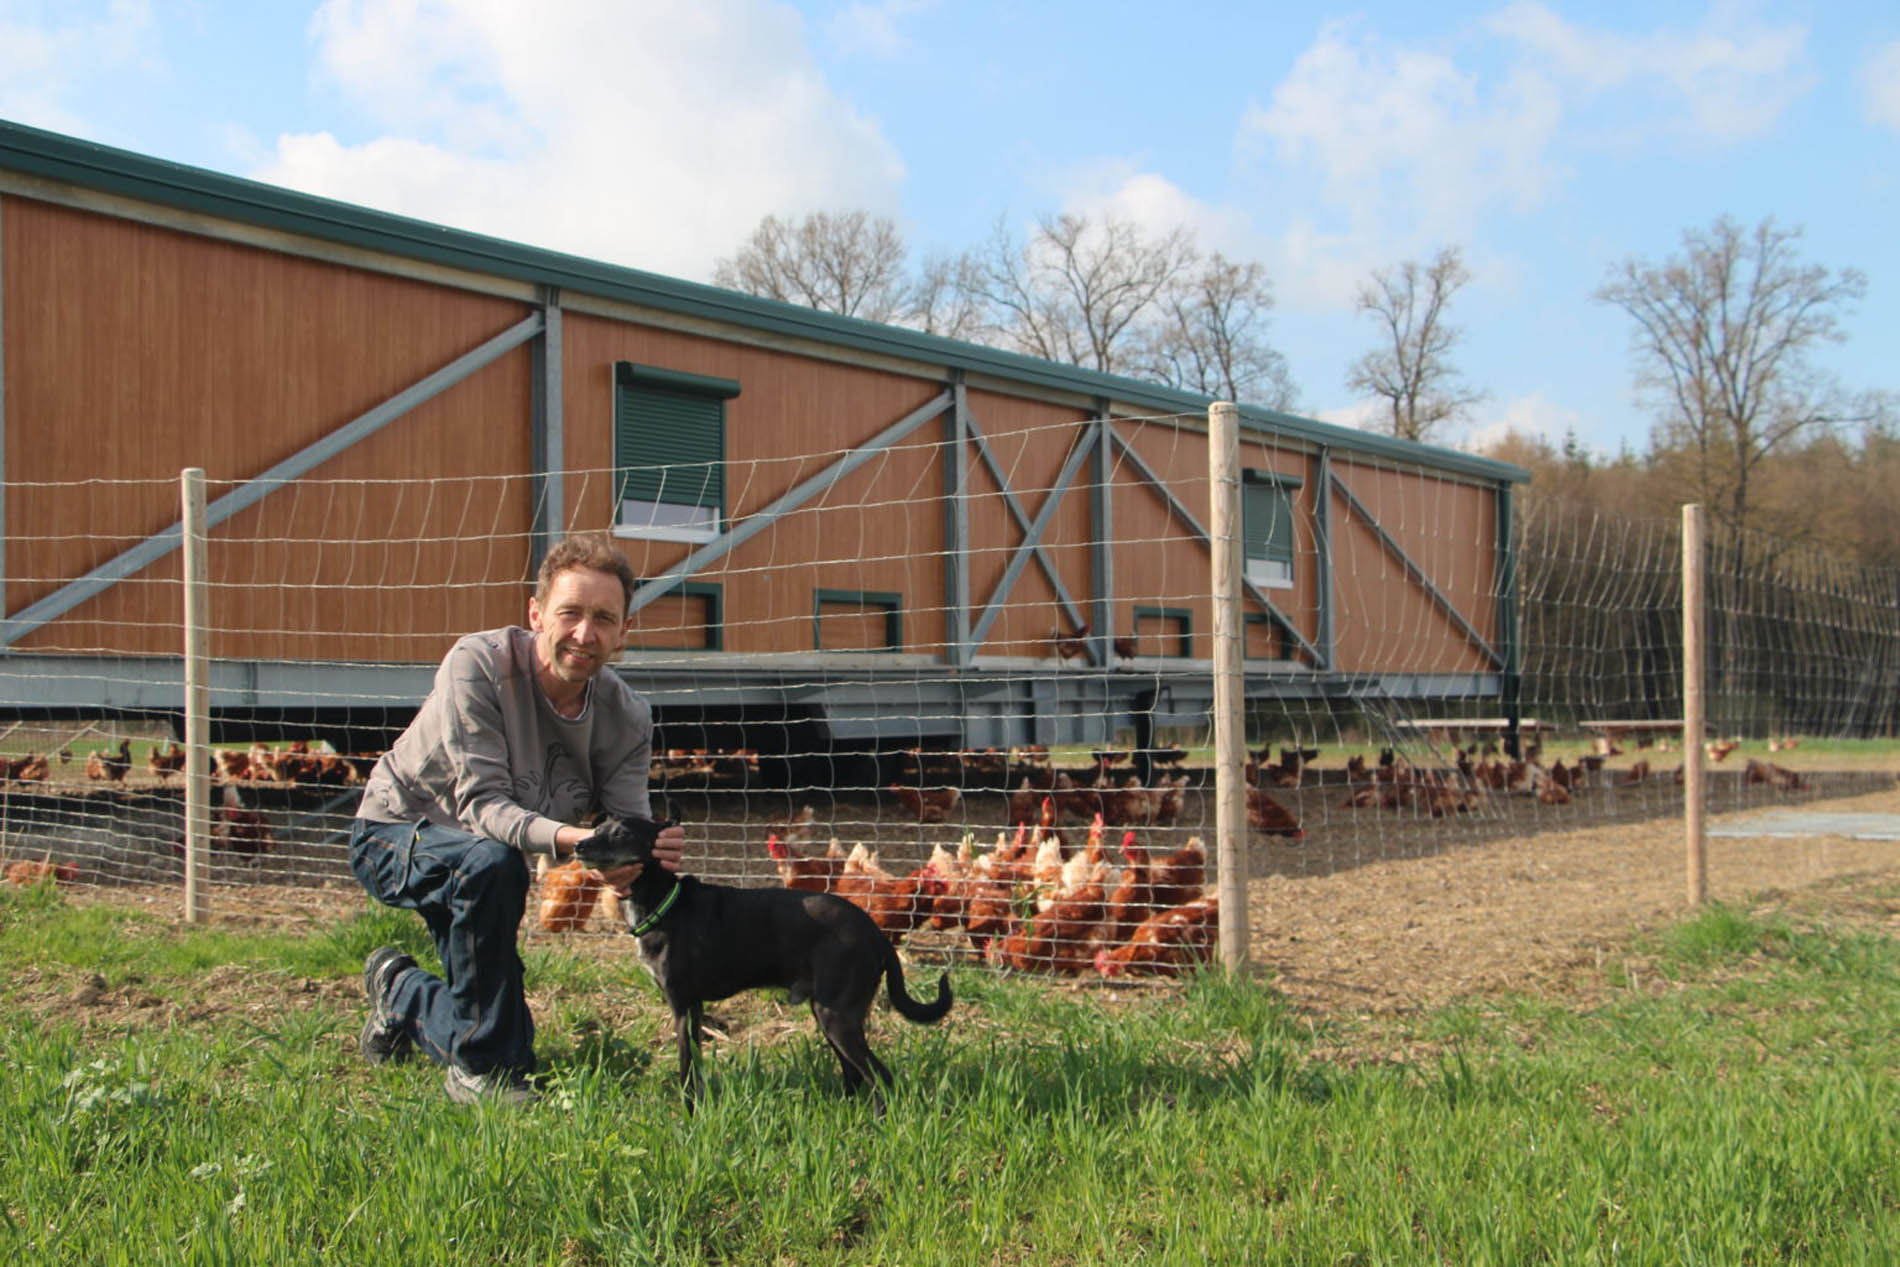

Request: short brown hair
left=535, top=533, right=639, bottom=617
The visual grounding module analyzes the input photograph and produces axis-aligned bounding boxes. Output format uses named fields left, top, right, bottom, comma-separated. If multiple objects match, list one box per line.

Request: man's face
left=528, top=566, right=630, bottom=687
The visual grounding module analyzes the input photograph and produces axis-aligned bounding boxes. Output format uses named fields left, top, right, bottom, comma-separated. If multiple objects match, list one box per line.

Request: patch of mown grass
left=3, top=881, right=1897, bottom=1263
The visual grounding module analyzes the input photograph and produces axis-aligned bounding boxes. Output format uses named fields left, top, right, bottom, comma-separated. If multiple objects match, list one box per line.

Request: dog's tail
left=883, top=945, right=952, bottom=1024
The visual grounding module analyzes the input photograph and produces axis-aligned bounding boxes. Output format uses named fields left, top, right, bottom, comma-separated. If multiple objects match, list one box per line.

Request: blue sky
left=4, top=0, right=1896, bottom=458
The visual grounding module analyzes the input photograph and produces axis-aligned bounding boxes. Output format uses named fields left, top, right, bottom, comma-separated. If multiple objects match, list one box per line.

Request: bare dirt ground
left=15, top=774, right=1899, bottom=1038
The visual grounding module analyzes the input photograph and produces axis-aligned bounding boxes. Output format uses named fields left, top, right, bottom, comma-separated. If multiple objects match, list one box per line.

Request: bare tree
left=1594, top=215, right=1868, bottom=537
left=909, top=251, right=988, bottom=342
left=1138, top=253, right=1298, bottom=411
left=712, top=211, right=912, bottom=323
left=965, top=213, right=1196, bottom=374
left=1347, top=246, right=1481, bottom=443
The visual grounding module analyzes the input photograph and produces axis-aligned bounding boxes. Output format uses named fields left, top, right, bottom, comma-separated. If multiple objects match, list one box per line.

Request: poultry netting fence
left=3, top=411, right=1898, bottom=985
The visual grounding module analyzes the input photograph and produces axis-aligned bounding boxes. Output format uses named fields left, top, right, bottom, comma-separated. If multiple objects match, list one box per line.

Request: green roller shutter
left=614, top=362, right=740, bottom=519
left=1243, top=474, right=1295, bottom=573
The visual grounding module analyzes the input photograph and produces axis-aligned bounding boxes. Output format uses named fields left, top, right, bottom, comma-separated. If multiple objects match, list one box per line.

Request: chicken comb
left=764, top=833, right=786, bottom=859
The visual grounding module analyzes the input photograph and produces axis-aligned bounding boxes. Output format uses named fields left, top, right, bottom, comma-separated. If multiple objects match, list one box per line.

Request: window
left=1242, top=471, right=1299, bottom=589
left=1132, top=605, right=1193, bottom=659
left=1243, top=612, right=1287, bottom=661
left=813, top=589, right=902, bottom=652
left=613, top=362, right=741, bottom=542
left=624, top=581, right=723, bottom=652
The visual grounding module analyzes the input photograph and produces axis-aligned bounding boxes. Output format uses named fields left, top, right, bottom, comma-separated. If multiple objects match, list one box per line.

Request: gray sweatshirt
left=356, top=627, right=654, bottom=857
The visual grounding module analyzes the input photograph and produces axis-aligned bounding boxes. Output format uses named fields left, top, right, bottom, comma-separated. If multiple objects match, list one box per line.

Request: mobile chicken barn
left=0, top=119, right=1529, bottom=783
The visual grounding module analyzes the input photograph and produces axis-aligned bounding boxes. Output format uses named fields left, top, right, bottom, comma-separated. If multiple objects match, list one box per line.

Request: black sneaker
left=443, top=1062, right=539, bottom=1107
left=359, top=946, right=417, bottom=1065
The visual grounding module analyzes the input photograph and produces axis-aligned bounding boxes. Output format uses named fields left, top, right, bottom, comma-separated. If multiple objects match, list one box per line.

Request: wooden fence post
left=1682, top=503, right=1707, bottom=905
left=1209, top=402, right=1250, bottom=972
left=182, top=468, right=210, bottom=923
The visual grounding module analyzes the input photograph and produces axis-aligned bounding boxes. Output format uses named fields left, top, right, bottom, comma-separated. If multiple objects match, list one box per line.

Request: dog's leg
left=812, top=1002, right=893, bottom=1113
left=674, top=1003, right=704, bottom=1109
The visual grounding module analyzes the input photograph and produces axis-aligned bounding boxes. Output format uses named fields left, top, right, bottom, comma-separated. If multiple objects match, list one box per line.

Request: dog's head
left=574, top=815, right=673, bottom=871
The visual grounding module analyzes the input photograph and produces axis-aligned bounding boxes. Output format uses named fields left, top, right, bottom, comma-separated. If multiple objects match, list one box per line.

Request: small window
left=1243, top=471, right=1299, bottom=590
left=1243, top=612, right=1288, bottom=661
left=1132, top=605, right=1193, bottom=659
left=814, top=589, right=901, bottom=652
left=613, top=362, right=741, bottom=543
left=625, top=581, right=723, bottom=652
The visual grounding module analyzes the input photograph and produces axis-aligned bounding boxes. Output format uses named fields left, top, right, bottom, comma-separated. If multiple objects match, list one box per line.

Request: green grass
left=3, top=882, right=1897, bottom=1264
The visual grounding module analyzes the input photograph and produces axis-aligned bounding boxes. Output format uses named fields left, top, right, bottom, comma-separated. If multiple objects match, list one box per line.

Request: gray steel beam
left=626, top=389, right=954, bottom=614
left=943, top=374, right=971, bottom=666
left=0, top=310, right=545, bottom=647
left=530, top=286, right=564, bottom=571
left=1328, top=470, right=1502, bottom=668
left=1105, top=427, right=1322, bottom=664
left=0, top=197, right=6, bottom=612
left=968, top=424, right=1099, bottom=650
left=1314, top=446, right=1336, bottom=670
left=1089, top=407, right=1112, bottom=667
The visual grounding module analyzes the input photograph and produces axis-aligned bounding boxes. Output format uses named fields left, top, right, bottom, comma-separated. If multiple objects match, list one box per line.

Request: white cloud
left=250, top=0, right=905, bottom=281
left=1486, top=0, right=1813, bottom=143
left=1462, top=391, right=1583, bottom=455
left=1231, top=6, right=1814, bottom=311
left=0, top=0, right=156, bottom=136
left=1863, top=40, right=1900, bottom=133
left=825, top=0, right=934, bottom=60
left=1311, top=398, right=1388, bottom=434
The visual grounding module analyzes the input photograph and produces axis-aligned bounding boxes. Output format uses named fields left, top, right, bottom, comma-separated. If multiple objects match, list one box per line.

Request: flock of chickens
left=537, top=806, right=1222, bottom=980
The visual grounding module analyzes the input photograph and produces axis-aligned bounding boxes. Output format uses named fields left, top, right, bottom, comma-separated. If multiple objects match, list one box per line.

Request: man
left=349, top=532, right=685, bottom=1104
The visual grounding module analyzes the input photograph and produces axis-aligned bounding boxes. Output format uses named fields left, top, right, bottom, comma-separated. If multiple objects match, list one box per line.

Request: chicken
left=213, top=747, right=255, bottom=782
left=1111, top=634, right=1138, bottom=661
left=989, top=880, right=1108, bottom=975
left=5, top=857, right=80, bottom=886
left=889, top=782, right=962, bottom=824
left=213, top=786, right=275, bottom=855
left=1618, top=759, right=1652, bottom=786
left=830, top=843, right=892, bottom=907
left=1102, top=833, right=1153, bottom=947
left=1148, top=836, right=1208, bottom=911
left=85, top=739, right=132, bottom=783
left=765, top=834, right=848, bottom=894
left=147, top=741, right=187, bottom=782
left=1099, top=776, right=1157, bottom=828
left=1247, top=787, right=1305, bottom=839
left=1050, top=622, right=1091, bottom=663
left=3, top=753, right=50, bottom=782
left=1744, top=758, right=1806, bottom=791
left=247, top=742, right=280, bottom=781
left=853, top=867, right=950, bottom=945
left=1050, top=770, right=1104, bottom=824
left=537, top=858, right=604, bottom=932
left=769, top=804, right=819, bottom=847
left=1706, top=739, right=1739, bottom=763
left=1007, top=777, right=1040, bottom=827
left=1095, top=896, right=1219, bottom=978
left=1151, top=774, right=1187, bottom=827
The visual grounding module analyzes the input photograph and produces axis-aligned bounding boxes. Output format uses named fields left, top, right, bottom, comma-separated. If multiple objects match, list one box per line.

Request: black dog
left=579, top=816, right=952, bottom=1107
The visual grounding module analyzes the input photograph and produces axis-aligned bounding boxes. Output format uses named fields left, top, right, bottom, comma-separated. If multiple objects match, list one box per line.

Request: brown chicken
left=1148, top=836, right=1207, bottom=911
left=988, top=880, right=1108, bottom=975
left=853, top=868, right=950, bottom=945
left=213, top=747, right=255, bottom=781
left=5, top=858, right=80, bottom=886
left=1247, top=787, right=1304, bottom=839
left=3, top=753, right=50, bottom=782
left=765, top=834, right=848, bottom=893
left=1095, top=896, right=1219, bottom=978
left=537, top=858, right=604, bottom=933
left=1050, top=622, right=1091, bottom=662
left=1744, top=758, right=1806, bottom=790
left=213, top=786, right=275, bottom=855
left=1102, top=833, right=1153, bottom=948
left=889, top=782, right=962, bottom=823
left=85, top=739, right=132, bottom=783
left=1706, top=739, right=1739, bottom=763
left=147, top=741, right=187, bottom=782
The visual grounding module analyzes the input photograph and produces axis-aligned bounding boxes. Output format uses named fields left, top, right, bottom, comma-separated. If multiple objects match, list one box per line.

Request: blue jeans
left=348, top=818, right=536, bottom=1077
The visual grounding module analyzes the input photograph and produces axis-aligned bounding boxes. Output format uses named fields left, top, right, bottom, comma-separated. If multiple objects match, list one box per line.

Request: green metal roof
left=1, top=117, right=1528, bottom=485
